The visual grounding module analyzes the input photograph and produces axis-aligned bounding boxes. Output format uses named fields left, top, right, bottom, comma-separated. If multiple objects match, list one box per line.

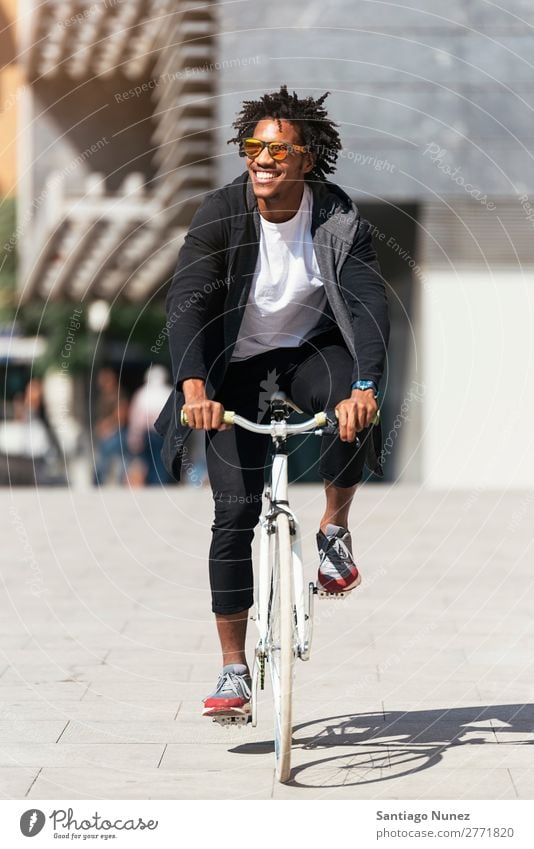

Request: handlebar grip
left=180, top=409, right=235, bottom=427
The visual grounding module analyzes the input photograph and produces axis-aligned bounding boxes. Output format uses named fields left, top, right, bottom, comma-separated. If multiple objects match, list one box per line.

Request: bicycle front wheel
left=268, top=511, right=294, bottom=783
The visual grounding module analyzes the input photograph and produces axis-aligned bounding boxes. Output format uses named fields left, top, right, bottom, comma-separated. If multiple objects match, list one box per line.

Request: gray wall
left=215, top=1, right=534, bottom=200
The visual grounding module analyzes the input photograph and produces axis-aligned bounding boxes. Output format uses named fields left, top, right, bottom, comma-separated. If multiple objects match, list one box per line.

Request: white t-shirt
left=231, top=183, right=329, bottom=361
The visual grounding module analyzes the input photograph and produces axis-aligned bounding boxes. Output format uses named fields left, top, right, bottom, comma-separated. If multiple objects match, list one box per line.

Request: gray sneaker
left=202, top=663, right=252, bottom=717
left=317, top=523, right=361, bottom=594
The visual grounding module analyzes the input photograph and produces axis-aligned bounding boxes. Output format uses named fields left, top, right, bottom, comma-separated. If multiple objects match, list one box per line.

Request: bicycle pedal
left=211, top=714, right=250, bottom=728
left=317, top=589, right=349, bottom=600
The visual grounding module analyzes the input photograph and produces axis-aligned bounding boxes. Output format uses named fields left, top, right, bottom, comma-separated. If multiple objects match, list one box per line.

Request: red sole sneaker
left=317, top=571, right=361, bottom=594
left=202, top=703, right=251, bottom=718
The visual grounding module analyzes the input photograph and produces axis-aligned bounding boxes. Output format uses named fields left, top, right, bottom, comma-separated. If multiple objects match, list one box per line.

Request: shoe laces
left=215, top=671, right=251, bottom=700
left=321, top=533, right=351, bottom=564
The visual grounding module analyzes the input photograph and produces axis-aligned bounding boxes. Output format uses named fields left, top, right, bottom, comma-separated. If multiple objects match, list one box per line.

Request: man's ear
left=303, top=152, right=316, bottom=174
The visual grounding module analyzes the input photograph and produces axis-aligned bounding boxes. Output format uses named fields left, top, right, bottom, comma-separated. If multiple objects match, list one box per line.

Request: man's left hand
left=335, top=389, right=378, bottom=442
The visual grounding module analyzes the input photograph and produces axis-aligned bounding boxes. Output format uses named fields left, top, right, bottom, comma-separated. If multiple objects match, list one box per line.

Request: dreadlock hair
left=227, top=84, right=342, bottom=182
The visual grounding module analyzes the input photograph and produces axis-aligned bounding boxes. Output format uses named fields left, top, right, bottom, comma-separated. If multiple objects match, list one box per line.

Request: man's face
left=245, top=118, right=314, bottom=201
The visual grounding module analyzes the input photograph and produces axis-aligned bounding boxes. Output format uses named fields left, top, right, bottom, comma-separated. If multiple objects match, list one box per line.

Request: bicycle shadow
left=229, top=703, right=534, bottom=788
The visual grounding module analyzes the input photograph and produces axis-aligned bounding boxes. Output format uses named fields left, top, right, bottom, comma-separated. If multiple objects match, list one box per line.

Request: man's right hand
left=182, top=379, right=229, bottom=430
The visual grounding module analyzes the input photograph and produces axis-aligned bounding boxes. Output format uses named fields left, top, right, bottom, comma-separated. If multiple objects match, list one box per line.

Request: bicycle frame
left=251, top=400, right=320, bottom=729
left=257, top=451, right=313, bottom=658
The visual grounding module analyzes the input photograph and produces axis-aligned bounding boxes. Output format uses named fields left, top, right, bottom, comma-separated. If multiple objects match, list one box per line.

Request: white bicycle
left=216, top=393, right=363, bottom=783
left=184, top=393, right=377, bottom=782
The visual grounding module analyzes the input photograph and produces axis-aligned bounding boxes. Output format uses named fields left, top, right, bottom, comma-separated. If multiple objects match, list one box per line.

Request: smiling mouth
left=252, top=169, right=281, bottom=183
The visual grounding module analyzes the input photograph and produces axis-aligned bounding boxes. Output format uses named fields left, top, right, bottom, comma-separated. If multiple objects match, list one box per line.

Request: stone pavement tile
left=0, top=636, right=32, bottom=649
left=0, top=682, right=87, bottom=702
left=272, top=692, right=383, bottom=724
left=399, top=767, right=517, bottom=800
left=289, top=703, right=511, bottom=752
left=287, top=629, right=376, bottom=653
left=120, top=624, right=213, bottom=647
left=507, top=768, right=534, bottom=799
left=27, top=766, right=274, bottom=799
left=379, top=705, right=511, bottom=737
left=38, top=663, right=192, bottom=684
left=492, top=732, right=534, bottom=747
left=453, top=621, right=534, bottom=638
left=377, top=648, right=468, bottom=667
left=0, top=664, right=84, bottom=685
left=26, top=632, right=177, bottom=651
left=376, top=679, right=483, bottom=702
left=121, top=638, right=205, bottom=656
left=293, top=668, right=380, bottom=699
left=122, top=612, right=213, bottom=627
left=465, top=645, right=534, bottom=665
left=0, top=700, right=180, bottom=721
left=382, top=699, right=503, bottom=713
left=81, top=681, right=202, bottom=702
left=1, top=648, right=108, bottom=666
left=5, top=625, right=132, bottom=647
left=489, top=704, right=534, bottom=736
left=0, top=721, right=67, bottom=743
left=61, top=720, right=229, bottom=745
left=160, top=742, right=274, bottom=773
left=0, top=743, right=163, bottom=769
left=292, top=712, right=498, bottom=748
left=373, top=632, right=467, bottom=652
left=378, top=665, right=481, bottom=686
left=376, top=672, right=479, bottom=695
left=272, top=765, right=517, bottom=800
left=298, top=650, right=380, bottom=671
left=475, top=682, right=534, bottom=702
left=272, top=742, right=394, bottom=798
left=106, top=649, right=196, bottom=665
left=157, top=716, right=275, bottom=746
left=439, top=740, right=534, bottom=769
left=372, top=723, right=497, bottom=749
left=0, top=663, right=193, bottom=685
left=0, top=767, right=40, bottom=799
left=289, top=700, right=385, bottom=725
left=462, top=665, right=533, bottom=686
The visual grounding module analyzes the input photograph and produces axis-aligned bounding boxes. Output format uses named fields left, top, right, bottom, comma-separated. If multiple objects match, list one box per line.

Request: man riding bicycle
left=155, top=85, right=390, bottom=720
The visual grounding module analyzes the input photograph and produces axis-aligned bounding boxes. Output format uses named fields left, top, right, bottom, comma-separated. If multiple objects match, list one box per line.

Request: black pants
left=206, top=330, right=371, bottom=614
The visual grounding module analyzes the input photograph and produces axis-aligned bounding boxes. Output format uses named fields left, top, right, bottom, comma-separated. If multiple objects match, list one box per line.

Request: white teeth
left=255, top=171, right=277, bottom=182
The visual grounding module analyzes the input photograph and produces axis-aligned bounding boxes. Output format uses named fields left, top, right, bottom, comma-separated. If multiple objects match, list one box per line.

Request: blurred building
left=0, top=0, right=20, bottom=197
left=17, top=0, right=215, bottom=303
left=15, top=1, right=534, bottom=488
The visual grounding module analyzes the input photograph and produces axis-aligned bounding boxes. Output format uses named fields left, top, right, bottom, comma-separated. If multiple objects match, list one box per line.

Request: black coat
left=154, top=172, right=390, bottom=480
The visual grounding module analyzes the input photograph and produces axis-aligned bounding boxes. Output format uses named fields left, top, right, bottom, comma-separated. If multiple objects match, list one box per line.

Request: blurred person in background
left=93, top=366, right=129, bottom=485
left=3, top=377, right=65, bottom=485
left=127, top=365, right=174, bottom=486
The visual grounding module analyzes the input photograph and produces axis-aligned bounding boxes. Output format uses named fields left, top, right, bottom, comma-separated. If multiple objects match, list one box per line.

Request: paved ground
left=1, top=484, right=533, bottom=800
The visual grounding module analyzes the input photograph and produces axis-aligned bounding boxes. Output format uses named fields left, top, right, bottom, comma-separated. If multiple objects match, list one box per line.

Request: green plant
left=0, top=196, right=17, bottom=325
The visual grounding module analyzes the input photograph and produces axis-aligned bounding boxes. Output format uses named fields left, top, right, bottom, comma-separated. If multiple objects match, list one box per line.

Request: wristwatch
left=351, top=379, right=378, bottom=394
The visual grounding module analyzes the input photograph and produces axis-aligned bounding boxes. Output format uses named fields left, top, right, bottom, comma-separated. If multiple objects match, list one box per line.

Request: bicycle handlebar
left=180, top=408, right=380, bottom=432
